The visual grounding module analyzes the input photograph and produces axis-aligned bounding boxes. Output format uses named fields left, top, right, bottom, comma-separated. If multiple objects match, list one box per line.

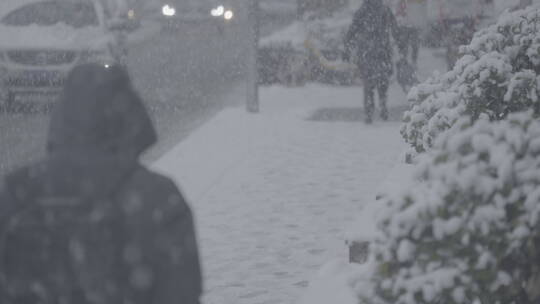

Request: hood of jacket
left=364, top=0, right=383, bottom=8
left=6, top=63, right=157, bottom=201
left=47, top=63, right=156, bottom=157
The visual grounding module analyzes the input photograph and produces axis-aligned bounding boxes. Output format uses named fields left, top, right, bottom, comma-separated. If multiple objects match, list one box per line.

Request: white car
left=0, top=0, right=122, bottom=112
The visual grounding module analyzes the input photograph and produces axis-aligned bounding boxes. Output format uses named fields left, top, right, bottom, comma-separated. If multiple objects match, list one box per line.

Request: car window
left=2, top=1, right=99, bottom=28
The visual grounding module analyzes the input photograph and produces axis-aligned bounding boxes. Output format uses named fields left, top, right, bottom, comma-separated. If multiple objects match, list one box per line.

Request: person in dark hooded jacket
left=344, top=0, right=399, bottom=123
left=0, top=64, right=202, bottom=304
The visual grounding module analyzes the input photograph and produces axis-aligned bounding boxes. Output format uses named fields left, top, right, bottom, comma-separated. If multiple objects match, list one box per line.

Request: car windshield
left=2, top=1, right=99, bottom=28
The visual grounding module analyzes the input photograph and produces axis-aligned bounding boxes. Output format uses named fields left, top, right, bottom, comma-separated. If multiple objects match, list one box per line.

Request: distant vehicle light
left=211, top=5, right=225, bottom=17
left=224, top=10, right=234, bottom=20
left=127, top=9, right=136, bottom=19
left=162, top=4, right=176, bottom=17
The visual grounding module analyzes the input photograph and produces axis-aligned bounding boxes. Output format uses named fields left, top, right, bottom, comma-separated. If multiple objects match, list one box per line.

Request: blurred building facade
left=297, top=0, right=348, bottom=17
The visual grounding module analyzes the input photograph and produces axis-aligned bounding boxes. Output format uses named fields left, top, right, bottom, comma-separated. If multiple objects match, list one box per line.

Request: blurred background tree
left=296, top=0, right=348, bottom=18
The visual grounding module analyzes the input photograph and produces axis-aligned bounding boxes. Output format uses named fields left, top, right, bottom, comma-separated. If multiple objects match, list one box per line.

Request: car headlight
left=127, top=9, right=136, bottom=20
left=211, top=5, right=225, bottom=17
left=162, top=4, right=176, bottom=17
left=224, top=10, right=234, bottom=20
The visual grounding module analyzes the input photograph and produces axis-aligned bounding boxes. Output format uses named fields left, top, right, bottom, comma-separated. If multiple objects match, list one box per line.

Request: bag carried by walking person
left=396, top=57, right=418, bottom=93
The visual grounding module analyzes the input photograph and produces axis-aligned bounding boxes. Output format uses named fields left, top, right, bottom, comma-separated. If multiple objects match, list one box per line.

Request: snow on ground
left=153, top=47, right=445, bottom=304
left=153, top=82, right=407, bottom=304
left=297, top=259, right=365, bottom=304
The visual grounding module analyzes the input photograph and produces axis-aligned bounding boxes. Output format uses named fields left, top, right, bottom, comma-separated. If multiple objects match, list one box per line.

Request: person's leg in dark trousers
left=377, top=77, right=390, bottom=121
left=363, top=77, right=375, bottom=124
left=396, top=26, right=408, bottom=59
left=410, top=27, right=420, bottom=66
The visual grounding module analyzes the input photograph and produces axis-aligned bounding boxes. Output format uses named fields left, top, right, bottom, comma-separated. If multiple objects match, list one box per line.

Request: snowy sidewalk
left=153, top=84, right=408, bottom=304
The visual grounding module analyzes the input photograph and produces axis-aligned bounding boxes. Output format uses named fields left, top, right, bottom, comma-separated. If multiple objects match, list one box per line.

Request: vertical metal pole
left=246, top=0, right=260, bottom=113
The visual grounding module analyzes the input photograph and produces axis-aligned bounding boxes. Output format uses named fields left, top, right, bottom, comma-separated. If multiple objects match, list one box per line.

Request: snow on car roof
left=0, top=0, right=41, bottom=18
left=0, top=0, right=97, bottom=19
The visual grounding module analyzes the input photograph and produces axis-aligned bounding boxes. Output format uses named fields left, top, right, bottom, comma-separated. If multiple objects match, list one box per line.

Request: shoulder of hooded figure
left=118, top=165, right=191, bottom=218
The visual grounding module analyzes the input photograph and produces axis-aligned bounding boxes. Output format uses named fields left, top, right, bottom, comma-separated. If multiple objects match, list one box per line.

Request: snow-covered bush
left=371, top=111, right=540, bottom=304
left=401, top=5, right=540, bottom=154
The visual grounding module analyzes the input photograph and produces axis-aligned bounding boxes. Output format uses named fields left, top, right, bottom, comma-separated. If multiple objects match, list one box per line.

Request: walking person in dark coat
left=344, top=0, right=399, bottom=123
left=0, top=64, right=202, bottom=304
